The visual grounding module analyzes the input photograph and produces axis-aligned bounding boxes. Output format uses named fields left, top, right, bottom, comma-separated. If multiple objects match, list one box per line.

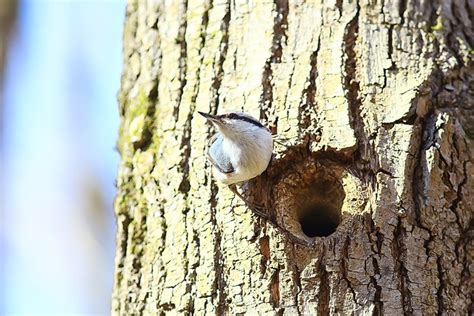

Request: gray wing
left=208, top=134, right=234, bottom=174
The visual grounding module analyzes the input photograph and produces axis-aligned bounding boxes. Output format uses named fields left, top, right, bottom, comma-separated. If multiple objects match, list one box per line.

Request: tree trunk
left=0, top=0, right=17, bottom=127
left=113, top=0, right=473, bottom=314
left=0, top=0, right=16, bottom=82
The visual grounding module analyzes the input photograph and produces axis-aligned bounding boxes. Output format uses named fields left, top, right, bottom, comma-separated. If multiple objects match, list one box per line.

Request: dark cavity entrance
left=296, top=177, right=344, bottom=238
left=299, top=203, right=341, bottom=237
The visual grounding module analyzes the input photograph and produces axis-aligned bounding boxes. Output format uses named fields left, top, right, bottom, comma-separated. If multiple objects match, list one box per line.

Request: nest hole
left=299, top=203, right=341, bottom=237
left=294, top=176, right=344, bottom=238
left=270, top=157, right=363, bottom=243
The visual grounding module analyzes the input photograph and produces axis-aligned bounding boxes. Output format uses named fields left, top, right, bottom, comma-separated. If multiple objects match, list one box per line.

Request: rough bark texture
left=113, top=0, right=473, bottom=314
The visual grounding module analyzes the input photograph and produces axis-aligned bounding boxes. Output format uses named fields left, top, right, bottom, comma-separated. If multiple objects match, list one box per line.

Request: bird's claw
left=229, top=184, right=269, bottom=219
left=247, top=202, right=269, bottom=219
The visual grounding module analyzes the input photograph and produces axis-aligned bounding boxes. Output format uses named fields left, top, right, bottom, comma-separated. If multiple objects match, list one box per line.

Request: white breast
left=217, top=128, right=273, bottom=185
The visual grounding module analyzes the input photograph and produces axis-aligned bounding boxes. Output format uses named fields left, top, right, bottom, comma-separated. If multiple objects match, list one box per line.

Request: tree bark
left=0, top=0, right=16, bottom=82
left=0, top=0, right=17, bottom=129
left=113, top=0, right=473, bottom=314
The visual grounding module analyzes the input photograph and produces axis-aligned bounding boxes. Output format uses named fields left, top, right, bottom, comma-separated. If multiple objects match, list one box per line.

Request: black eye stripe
left=218, top=113, right=265, bottom=128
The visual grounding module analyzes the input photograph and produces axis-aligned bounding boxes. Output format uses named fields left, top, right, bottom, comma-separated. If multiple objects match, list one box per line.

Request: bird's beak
left=198, top=111, right=222, bottom=124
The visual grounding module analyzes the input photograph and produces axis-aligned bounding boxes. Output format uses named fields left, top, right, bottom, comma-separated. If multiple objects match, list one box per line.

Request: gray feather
left=208, top=134, right=234, bottom=174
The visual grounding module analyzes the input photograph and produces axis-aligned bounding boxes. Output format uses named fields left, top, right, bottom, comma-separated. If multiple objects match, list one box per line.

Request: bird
left=198, top=111, right=273, bottom=216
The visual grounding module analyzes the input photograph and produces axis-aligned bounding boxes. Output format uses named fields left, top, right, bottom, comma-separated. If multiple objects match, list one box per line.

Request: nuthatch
left=199, top=111, right=273, bottom=215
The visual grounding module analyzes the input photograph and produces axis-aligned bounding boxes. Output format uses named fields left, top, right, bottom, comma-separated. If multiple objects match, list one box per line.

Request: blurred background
left=0, top=0, right=126, bottom=314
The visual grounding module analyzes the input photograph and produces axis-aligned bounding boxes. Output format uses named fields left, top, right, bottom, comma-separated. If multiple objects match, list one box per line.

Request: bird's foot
left=228, top=184, right=269, bottom=220
left=247, top=202, right=270, bottom=220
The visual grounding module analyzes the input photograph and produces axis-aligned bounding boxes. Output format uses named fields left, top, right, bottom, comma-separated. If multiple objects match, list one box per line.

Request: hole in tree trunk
left=294, top=177, right=344, bottom=238
left=249, top=152, right=368, bottom=245
left=269, top=156, right=354, bottom=243
left=299, top=203, right=340, bottom=237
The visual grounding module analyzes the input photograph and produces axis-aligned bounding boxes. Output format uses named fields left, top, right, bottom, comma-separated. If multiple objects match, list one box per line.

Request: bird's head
left=198, top=111, right=267, bottom=138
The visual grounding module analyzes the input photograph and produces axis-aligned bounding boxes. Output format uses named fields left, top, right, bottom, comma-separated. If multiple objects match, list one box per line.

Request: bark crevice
left=210, top=4, right=230, bottom=114
left=214, top=229, right=228, bottom=315
left=178, top=0, right=212, bottom=195
left=173, top=0, right=189, bottom=120
left=343, top=6, right=366, bottom=162
left=317, top=261, right=330, bottom=316
left=271, top=0, right=289, bottom=63
left=299, top=40, right=320, bottom=137
left=260, top=0, right=289, bottom=123
left=269, top=267, right=281, bottom=308
left=341, top=235, right=358, bottom=305
left=393, top=219, right=413, bottom=314
left=398, top=0, right=407, bottom=25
